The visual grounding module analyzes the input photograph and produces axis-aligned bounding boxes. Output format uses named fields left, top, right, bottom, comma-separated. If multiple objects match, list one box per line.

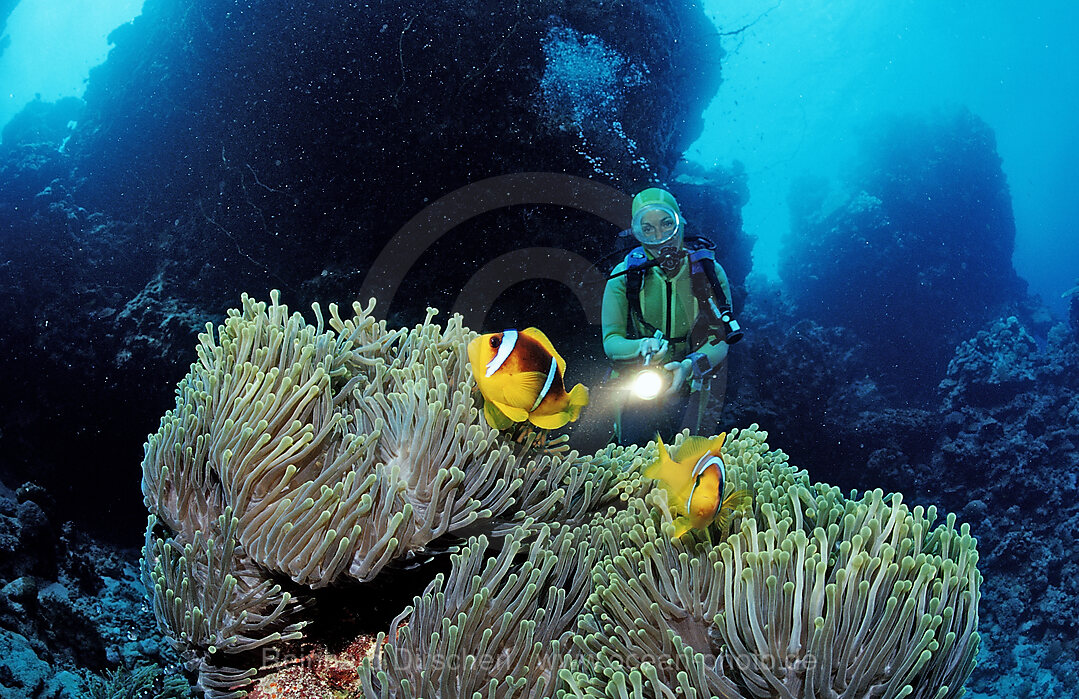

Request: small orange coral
left=247, top=666, right=334, bottom=699
left=246, top=636, right=394, bottom=699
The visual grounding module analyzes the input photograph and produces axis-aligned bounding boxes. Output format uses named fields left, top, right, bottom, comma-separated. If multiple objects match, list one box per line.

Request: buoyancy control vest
left=622, top=241, right=733, bottom=347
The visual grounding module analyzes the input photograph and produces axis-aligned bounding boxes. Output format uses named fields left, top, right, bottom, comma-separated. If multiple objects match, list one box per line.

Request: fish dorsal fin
left=499, top=370, right=547, bottom=408
left=676, top=432, right=726, bottom=466
left=644, top=435, right=693, bottom=495
left=521, top=327, right=566, bottom=377
left=642, top=434, right=670, bottom=479
left=678, top=433, right=727, bottom=510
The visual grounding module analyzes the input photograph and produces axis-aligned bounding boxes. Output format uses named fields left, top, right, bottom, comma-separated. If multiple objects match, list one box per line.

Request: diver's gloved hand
left=638, top=336, right=670, bottom=364
left=663, top=358, right=693, bottom=396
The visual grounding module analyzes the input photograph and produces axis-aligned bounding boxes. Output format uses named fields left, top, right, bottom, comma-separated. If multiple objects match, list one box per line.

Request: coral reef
left=715, top=263, right=1079, bottom=698
left=0, top=0, right=745, bottom=546
left=143, top=294, right=980, bottom=697
left=1, top=96, right=83, bottom=147
left=1065, top=278, right=1079, bottom=339
left=719, top=278, right=938, bottom=499
left=925, top=317, right=1079, bottom=697
left=938, top=316, right=1040, bottom=411
left=730, top=308, right=1079, bottom=697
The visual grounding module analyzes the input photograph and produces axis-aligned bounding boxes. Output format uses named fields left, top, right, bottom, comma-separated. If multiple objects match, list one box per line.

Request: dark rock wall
left=1070, top=287, right=1079, bottom=338
left=0, top=0, right=737, bottom=542
left=71, top=0, right=723, bottom=301
left=1, top=96, right=83, bottom=146
left=930, top=319, right=1079, bottom=695
left=65, top=0, right=727, bottom=326
left=780, top=109, right=1025, bottom=400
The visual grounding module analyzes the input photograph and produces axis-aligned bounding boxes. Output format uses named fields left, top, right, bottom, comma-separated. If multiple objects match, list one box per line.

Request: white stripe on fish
left=531, top=356, right=558, bottom=411
left=686, top=454, right=725, bottom=512
left=485, top=329, right=518, bottom=377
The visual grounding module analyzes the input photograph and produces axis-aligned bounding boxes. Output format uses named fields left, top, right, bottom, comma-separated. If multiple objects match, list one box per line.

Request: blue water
left=0, top=0, right=143, bottom=128
left=688, top=0, right=1079, bottom=318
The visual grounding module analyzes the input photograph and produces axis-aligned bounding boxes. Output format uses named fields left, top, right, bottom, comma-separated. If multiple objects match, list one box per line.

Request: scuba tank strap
left=623, top=247, right=652, bottom=338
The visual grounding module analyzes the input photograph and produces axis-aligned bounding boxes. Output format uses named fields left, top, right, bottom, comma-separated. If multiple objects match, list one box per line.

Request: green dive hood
left=631, top=187, right=681, bottom=218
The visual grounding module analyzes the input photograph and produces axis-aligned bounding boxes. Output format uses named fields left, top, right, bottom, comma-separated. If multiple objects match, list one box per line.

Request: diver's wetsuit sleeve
left=694, top=261, right=734, bottom=370
left=602, top=261, right=644, bottom=361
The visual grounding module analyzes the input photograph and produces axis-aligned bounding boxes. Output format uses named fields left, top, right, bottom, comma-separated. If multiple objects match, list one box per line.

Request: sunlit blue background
left=689, top=0, right=1079, bottom=317
left=0, top=0, right=142, bottom=125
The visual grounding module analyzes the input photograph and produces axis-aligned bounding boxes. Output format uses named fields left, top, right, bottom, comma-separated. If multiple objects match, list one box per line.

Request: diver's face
left=642, top=213, right=683, bottom=258
left=638, top=209, right=679, bottom=245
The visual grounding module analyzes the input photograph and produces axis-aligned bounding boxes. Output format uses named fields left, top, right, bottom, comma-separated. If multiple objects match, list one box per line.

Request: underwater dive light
left=631, top=334, right=668, bottom=401
left=631, top=367, right=665, bottom=400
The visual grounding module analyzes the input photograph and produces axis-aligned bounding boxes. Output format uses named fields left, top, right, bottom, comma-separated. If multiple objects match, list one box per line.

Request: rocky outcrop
left=0, top=480, right=180, bottom=696
left=724, top=295, right=1079, bottom=697
left=779, top=109, right=1026, bottom=399
left=0, top=0, right=742, bottom=541
left=928, top=319, right=1079, bottom=696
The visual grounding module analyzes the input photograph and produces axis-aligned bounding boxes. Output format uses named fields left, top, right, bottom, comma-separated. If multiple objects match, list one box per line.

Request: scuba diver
left=601, top=187, right=743, bottom=446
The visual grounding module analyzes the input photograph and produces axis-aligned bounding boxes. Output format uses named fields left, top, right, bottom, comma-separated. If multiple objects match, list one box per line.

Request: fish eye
left=489, top=335, right=501, bottom=348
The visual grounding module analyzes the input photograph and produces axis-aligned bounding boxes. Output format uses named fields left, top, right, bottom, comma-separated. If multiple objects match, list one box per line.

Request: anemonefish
left=643, top=432, right=751, bottom=538
left=467, top=327, right=589, bottom=431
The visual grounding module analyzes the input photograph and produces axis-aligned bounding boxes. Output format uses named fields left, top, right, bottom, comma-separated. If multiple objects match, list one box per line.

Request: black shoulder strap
left=686, top=246, right=734, bottom=345
left=687, top=246, right=731, bottom=309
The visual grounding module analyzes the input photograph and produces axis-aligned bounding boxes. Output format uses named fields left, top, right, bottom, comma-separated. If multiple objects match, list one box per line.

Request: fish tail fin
left=566, top=383, right=589, bottom=418
left=530, top=383, right=589, bottom=430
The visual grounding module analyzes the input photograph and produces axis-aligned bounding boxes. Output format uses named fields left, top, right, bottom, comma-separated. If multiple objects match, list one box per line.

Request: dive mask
left=631, top=203, right=682, bottom=246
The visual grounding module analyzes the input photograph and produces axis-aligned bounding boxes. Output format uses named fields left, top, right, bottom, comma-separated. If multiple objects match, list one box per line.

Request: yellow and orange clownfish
left=467, top=327, right=589, bottom=431
left=644, top=432, right=751, bottom=538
